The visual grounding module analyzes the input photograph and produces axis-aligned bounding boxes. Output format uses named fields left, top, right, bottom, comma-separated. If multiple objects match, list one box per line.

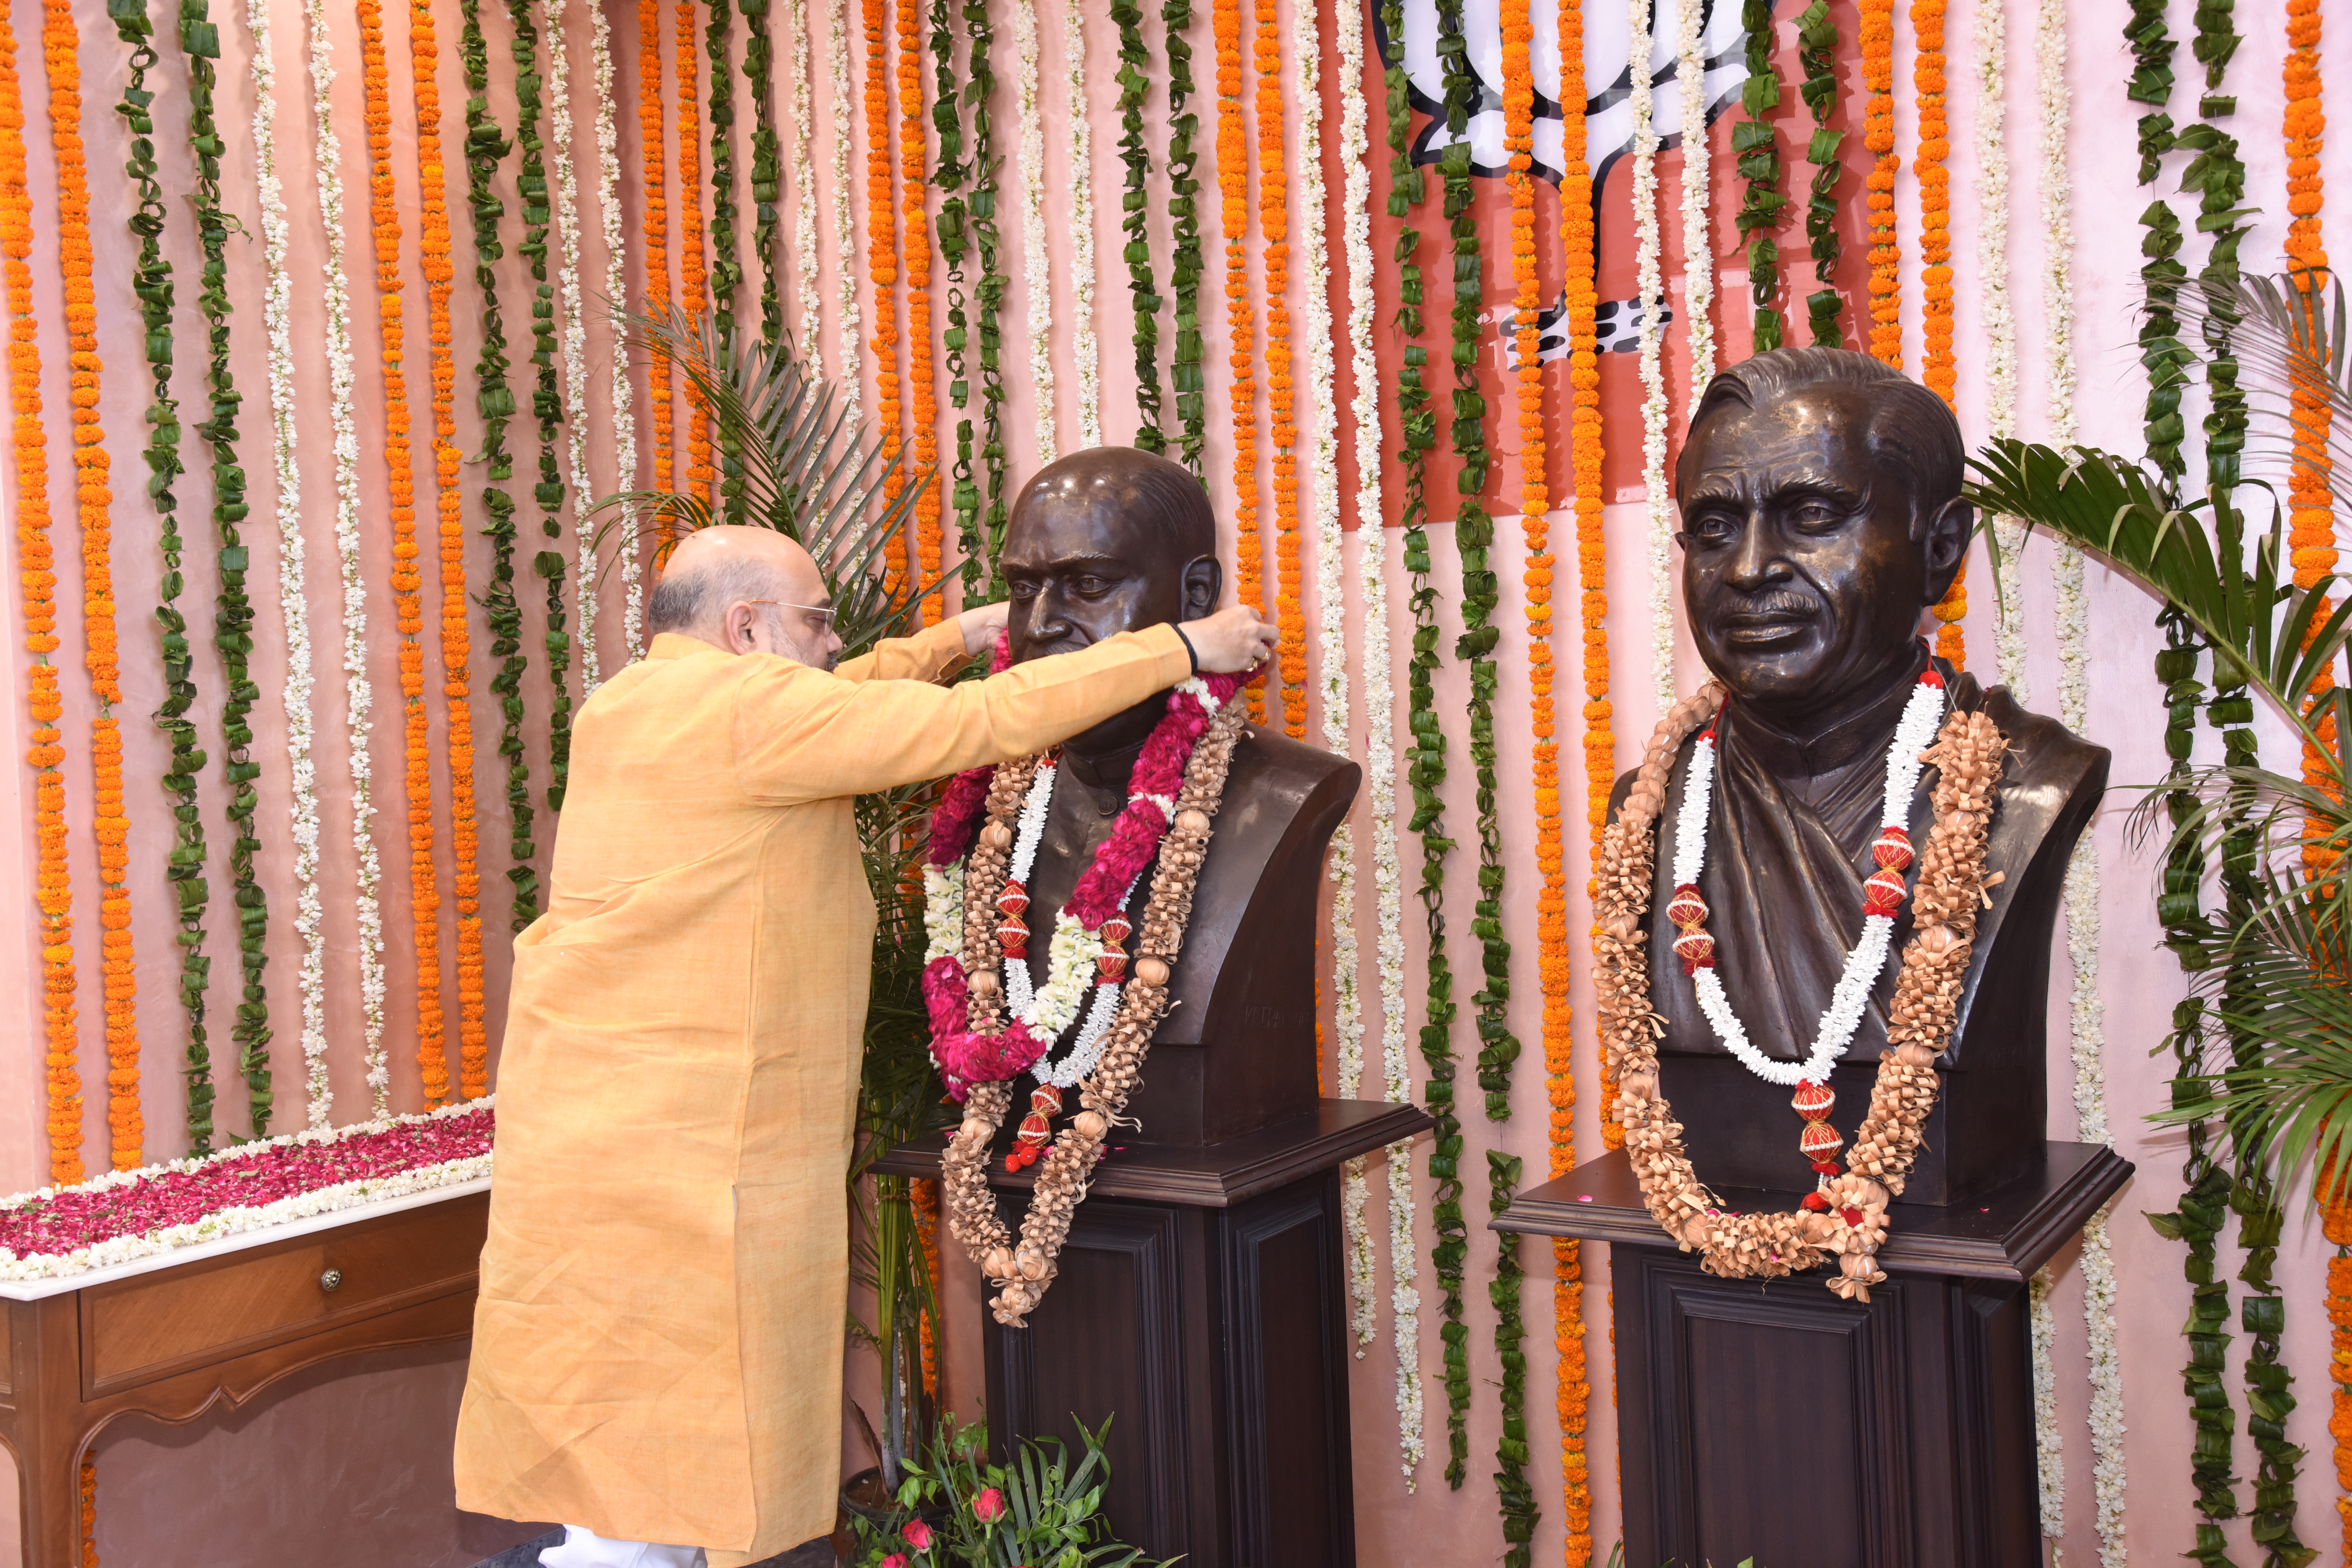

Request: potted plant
left=843, top=1416, right=1170, bottom=1568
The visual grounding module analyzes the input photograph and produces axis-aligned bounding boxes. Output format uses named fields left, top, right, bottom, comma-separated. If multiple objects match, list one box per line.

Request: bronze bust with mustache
left=1620, top=348, right=2107, bottom=1204
left=1001, top=447, right=1360, bottom=1144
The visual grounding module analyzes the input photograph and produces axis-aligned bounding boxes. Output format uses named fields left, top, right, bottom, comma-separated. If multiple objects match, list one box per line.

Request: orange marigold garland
left=0, top=9, right=81, bottom=1184
left=44, top=0, right=138, bottom=1168
left=898, top=0, right=937, bottom=617
left=864, top=0, right=902, bottom=543
left=640, top=0, right=675, bottom=504
left=678, top=0, right=712, bottom=502
left=2286, top=0, right=2334, bottom=868
left=1913, top=0, right=1964, bottom=667
left=1256, top=0, right=1299, bottom=733
left=1216, top=0, right=1260, bottom=722
left=1859, top=0, right=1899, bottom=367
left=360, top=0, right=447, bottom=1102
left=412, top=0, right=485, bottom=1102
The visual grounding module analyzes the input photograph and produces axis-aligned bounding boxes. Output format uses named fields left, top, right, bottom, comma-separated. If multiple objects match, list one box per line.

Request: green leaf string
left=2127, top=0, right=2187, bottom=482
left=1735, top=0, right=1785, bottom=352
left=111, top=0, right=210, bottom=1152
left=180, top=0, right=270, bottom=1138
left=930, top=0, right=975, bottom=594
left=1112, top=0, right=1162, bottom=453
left=1382, top=0, right=1467, bottom=1493
left=958, top=0, right=1009, bottom=590
left=1794, top=0, right=1844, bottom=347
left=707, top=0, right=749, bottom=522
left=463, top=0, right=536, bottom=929
left=506, top=0, right=573, bottom=813
left=1163, top=0, right=1205, bottom=476
left=739, top=0, right=783, bottom=347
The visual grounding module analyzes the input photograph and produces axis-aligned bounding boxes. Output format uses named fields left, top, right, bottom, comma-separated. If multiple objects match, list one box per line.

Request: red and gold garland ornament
left=1256, top=1, right=1300, bottom=733
left=360, top=0, right=447, bottom=1101
left=1596, top=678, right=2005, bottom=1300
left=677, top=0, right=712, bottom=502
left=1216, top=0, right=1262, bottom=723
left=0, top=8, right=82, bottom=1184
left=413, top=0, right=486, bottom=1102
left=1860, top=0, right=1899, bottom=369
left=898, top=0, right=937, bottom=614
left=640, top=0, right=675, bottom=505
left=44, top=0, right=138, bottom=1167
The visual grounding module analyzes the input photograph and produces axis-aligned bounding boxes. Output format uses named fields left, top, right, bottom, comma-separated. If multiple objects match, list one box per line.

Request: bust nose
left=1722, top=510, right=1788, bottom=590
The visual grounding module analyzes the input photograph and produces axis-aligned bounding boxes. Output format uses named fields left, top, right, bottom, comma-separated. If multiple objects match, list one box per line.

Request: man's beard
left=766, top=609, right=838, bottom=671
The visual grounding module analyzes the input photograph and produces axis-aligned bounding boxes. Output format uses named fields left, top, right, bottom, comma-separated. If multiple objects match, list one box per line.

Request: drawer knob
left=320, top=1268, right=343, bottom=1293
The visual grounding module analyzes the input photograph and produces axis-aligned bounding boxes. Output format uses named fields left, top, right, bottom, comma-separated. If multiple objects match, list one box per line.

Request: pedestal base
left=876, top=1098, right=1430, bottom=1568
left=1496, top=1141, right=2130, bottom=1568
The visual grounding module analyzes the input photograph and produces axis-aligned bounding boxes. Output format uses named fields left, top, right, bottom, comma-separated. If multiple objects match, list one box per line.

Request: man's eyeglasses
left=744, top=599, right=836, bottom=633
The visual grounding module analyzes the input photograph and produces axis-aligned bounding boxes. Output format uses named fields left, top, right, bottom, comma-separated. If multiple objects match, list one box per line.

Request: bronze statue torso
left=1015, top=726, right=1360, bottom=1146
left=1612, top=666, right=2108, bottom=1204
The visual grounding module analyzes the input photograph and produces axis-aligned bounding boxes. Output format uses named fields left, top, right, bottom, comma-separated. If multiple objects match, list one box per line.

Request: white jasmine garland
left=1974, top=0, right=2024, bottom=695
left=0, top=1100, right=494, bottom=1281
left=591, top=5, right=641, bottom=663
left=307, top=0, right=389, bottom=1115
left=2030, top=1266, right=2064, bottom=1536
left=1063, top=0, right=1098, bottom=448
left=1673, top=0, right=1714, bottom=390
left=922, top=863, right=966, bottom=963
left=252, top=0, right=330, bottom=1131
left=829, top=0, right=861, bottom=421
left=1014, top=0, right=1055, bottom=464
left=788, top=0, right=821, bottom=371
left=1630, top=0, right=1672, bottom=712
left=544, top=0, right=598, bottom=687
left=1678, top=675, right=1944, bottom=1087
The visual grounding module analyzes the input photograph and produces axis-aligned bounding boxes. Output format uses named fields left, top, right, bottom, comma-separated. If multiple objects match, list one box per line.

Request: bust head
left=1002, top=447, right=1223, bottom=756
left=1674, top=348, right=1970, bottom=732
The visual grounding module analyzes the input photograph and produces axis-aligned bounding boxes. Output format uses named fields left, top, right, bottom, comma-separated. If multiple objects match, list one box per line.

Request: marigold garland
left=44, top=0, right=137, bottom=1169
left=2284, top=0, right=2334, bottom=877
left=183, top=0, right=272, bottom=1135
left=1859, top=0, right=1898, bottom=366
left=1216, top=0, right=1260, bottom=721
left=898, top=0, right=938, bottom=618
left=2331, top=1244, right=2352, bottom=1560
left=1256, top=2, right=1300, bottom=733
left=359, top=0, right=446, bottom=1105
left=1913, top=0, right=1964, bottom=667
left=679, top=0, right=713, bottom=502
left=1555, top=0, right=1597, bottom=1553
left=0, top=8, right=81, bottom=1185
left=1164, top=0, right=1206, bottom=476
left=864, top=0, right=902, bottom=525
left=639, top=0, right=675, bottom=500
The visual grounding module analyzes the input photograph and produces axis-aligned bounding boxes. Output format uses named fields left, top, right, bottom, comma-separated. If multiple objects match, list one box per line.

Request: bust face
left=1676, top=381, right=1966, bottom=729
left=1000, top=448, right=1221, bottom=755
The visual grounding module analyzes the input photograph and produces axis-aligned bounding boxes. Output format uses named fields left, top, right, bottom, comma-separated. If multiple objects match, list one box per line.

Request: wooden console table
left=0, top=1179, right=490, bottom=1568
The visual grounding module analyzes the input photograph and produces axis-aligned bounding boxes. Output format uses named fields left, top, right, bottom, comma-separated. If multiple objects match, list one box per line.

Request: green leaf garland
left=1734, top=0, right=1785, bottom=352
left=1163, top=0, right=1205, bottom=476
left=959, top=0, right=1009, bottom=591
left=1382, top=0, right=1467, bottom=1493
left=1795, top=0, right=1844, bottom=347
left=463, top=0, right=537, bottom=930
left=930, top=0, right=974, bottom=593
left=1112, top=0, right=1162, bottom=453
left=180, top=0, right=272, bottom=1137
left=507, top=0, right=574, bottom=813
left=110, top=0, right=211, bottom=1152
left=740, top=0, right=783, bottom=347
left=2127, top=0, right=2188, bottom=483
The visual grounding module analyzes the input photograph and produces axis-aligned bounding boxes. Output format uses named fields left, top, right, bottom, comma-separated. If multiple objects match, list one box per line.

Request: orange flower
left=1217, top=0, right=1260, bottom=722
left=1256, top=2, right=1300, bottom=733
left=640, top=0, right=674, bottom=511
left=899, top=0, right=938, bottom=618
left=865, top=0, right=904, bottom=581
left=1860, top=0, right=1899, bottom=368
left=677, top=0, right=712, bottom=502
left=1911, top=0, right=1964, bottom=668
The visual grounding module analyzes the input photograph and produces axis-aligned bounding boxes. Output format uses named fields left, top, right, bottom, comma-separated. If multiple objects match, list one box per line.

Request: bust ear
left=1180, top=554, right=1223, bottom=622
left=1920, top=496, right=1972, bottom=607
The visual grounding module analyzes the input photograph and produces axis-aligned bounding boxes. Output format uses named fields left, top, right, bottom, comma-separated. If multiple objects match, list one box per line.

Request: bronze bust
left=1614, top=348, right=2108, bottom=1204
left=1001, top=447, right=1360, bottom=1145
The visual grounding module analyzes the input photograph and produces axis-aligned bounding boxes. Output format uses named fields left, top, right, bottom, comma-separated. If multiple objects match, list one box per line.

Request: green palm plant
left=1961, top=268, right=2352, bottom=1212
left=594, top=304, right=961, bottom=1490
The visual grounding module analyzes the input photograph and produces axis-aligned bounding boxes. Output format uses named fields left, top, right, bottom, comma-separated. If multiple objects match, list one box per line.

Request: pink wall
left=3, top=0, right=2348, bottom=1564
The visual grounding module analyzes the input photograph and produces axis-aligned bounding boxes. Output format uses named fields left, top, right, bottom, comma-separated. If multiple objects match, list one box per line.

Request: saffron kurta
left=453, top=619, right=1195, bottom=1562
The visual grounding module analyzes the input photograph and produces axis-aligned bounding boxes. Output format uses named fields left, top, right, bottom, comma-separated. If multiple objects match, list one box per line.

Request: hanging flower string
left=830, top=0, right=862, bottom=424
left=707, top=0, right=740, bottom=365
left=1216, top=0, right=1259, bottom=719
left=1064, top=0, right=1100, bottom=449
left=962, top=0, right=1004, bottom=579
left=1734, top=0, right=1786, bottom=351
left=639, top=0, right=675, bottom=500
left=1628, top=0, right=1670, bottom=713
left=0, top=7, right=83, bottom=1185
left=898, top=0, right=939, bottom=615
left=790, top=0, right=820, bottom=363
left=678, top=0, right=713, bottom=500
left=544, top=0, right=601, bottom=686
left=307, top=0, right=390, bottom=1116
left=929, top=0, right=977, bottom=592
left=1257, top=1, right=1300, bottom=734
left=1860, top=0, right=1899, bottom=366
left=592, top=6, right=640, bottom=663
left=1014, top=0, right=1055, bottom=469
left=1557, top=0, right=1599, bottom=1548
left=2284, top=0, right=2335, bottom=875
left=1914, top=0, right=1966, bottom=667
left=742, top=0, right=782, bottom=350
left=864, top=0, right=902, bottom=523
left=1672, top=0, right=1714, bottom=392
left=1797, top=0, right=1845, bottom=347
left=1164, top=0, right=1206, bottom=475
left=43, top=0, right=138, bottom=1169
left=1113, top=0, right=1161, bottom=452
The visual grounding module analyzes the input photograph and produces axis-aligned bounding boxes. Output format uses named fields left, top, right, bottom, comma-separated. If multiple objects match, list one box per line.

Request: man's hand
left=958, top=600, right=1011, bottom=655
left=1183, top=604, right=1278, bottom=673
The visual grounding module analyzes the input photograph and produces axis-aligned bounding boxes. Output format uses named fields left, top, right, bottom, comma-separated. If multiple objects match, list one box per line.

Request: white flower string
left=1974, top=0, right=2025, bottom=695
left=1014, top=0, right=1056, bottom=464
left=1062, top=0, right=1098, bottom=448
left=1337, top=0, right=1418, bottom=1482
left=252, top=0, right=329, bottom=1131
left=829, top=0, right=861, bottom=421
left=591, top=5, right=641, bottom=663
left=788, top=0, right=821, bottom=371
left=1630, top=0, right=1672, bottom=712
left=1674, top=674, right=1945, bottom=1087
left=2041, top=0, right=2124, bottom=1555
left=544, top=0, right=597, bottom=687
left=1673, top=0, right=1713, bottom=391
left=306, top=0, right=389, bottom=1115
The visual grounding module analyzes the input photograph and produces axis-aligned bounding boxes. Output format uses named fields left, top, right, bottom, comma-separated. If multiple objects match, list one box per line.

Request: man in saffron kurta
left=453, top=527, right=1273, bottom=1567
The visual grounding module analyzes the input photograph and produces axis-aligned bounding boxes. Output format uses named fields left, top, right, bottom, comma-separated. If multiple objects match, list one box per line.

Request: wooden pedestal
left=876, top=1098, right=1430, bottom=1568
left=1497, top=1143, right=2130, bottom=1568
left=0, top=1183, right=490, bottom=1568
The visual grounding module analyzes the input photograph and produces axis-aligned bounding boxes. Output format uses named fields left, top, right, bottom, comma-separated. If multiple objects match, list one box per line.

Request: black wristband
left=1173, top=625, right=1200, bottom=677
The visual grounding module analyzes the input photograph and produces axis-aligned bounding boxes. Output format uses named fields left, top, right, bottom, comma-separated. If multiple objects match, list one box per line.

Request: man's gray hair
left=646, top=548, right=790, bottom=636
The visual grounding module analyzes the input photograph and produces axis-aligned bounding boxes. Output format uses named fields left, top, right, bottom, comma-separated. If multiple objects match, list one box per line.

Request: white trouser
left=537, top=1525, right=708, bottom=1568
